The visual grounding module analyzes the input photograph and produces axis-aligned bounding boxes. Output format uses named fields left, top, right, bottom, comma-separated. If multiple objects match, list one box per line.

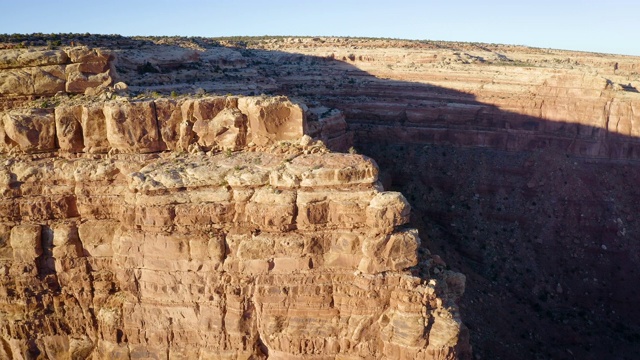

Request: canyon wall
left=235, top=38, right=639, bottom=360
left=0, top=46, right=113, bottom=110
left=12, top=37, right=627, bottom=162
left=2, top=35, right=640, bottom=360
left=0, top=43, right=469, bottom=360
left=245, top=39, right=640, bottom=161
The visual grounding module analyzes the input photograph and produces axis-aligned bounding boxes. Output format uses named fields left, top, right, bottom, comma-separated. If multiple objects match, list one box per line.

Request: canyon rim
left=0, top=34, right=639, bottom=360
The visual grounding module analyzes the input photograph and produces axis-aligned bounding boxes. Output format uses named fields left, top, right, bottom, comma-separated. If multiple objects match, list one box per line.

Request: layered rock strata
left=239, top=38, right=640, bottom=160
left=9, top=35, right=640, bottom=360
left=89, top=36, right=638, bottom=360
left=0, top=46, right=113, bottom=110
left=2, top=39, right=640, bottom=160
left=104, top=37, right=640, bottom=160
left=1, top=95, right=310, bottom=155
left=0, top=92, right=469, bottom=359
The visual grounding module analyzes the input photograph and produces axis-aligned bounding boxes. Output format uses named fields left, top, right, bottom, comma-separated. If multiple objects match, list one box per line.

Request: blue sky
left=1, top=0, right=639, bottom=56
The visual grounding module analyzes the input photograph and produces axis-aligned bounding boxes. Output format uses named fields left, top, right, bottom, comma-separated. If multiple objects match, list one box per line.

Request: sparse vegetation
left=492, top=59, right=537, bottom=67
left=138, top=61, right=159, bottom=74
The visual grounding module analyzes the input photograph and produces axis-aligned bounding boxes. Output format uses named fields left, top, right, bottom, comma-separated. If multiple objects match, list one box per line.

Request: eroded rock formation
left=1, top=148, right=466, bottom=359
left=0, top=46, right=112, bottom=108
left=3, top=34, right=640, bottom=360
left=0, top=45, right=469, bottom=360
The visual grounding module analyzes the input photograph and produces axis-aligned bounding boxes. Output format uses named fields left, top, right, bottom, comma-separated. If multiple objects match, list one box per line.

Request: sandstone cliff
left=0, top=46, right=112, bottom=109
left=2, top=34, right=640, bottom=360
left=5, top=36, right=639, bottom=161
left=0, top=43, right=470, bottom=360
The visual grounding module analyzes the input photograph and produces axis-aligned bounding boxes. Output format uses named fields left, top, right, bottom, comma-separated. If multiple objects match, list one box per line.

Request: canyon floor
left=1, top=34, right=640, bottom=359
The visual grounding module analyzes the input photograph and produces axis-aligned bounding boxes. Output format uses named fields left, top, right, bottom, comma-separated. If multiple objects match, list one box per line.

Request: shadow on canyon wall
left=110, top=38, right=640, bottom=360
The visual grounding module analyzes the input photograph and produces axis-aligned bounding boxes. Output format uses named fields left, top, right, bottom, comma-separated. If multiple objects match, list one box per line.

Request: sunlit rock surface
left=0, top=44, right=469, bottom=359
left=3, top=34, right=640, bottom=360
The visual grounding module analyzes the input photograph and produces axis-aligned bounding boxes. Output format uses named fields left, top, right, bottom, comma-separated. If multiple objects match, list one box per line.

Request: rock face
left=206, top=38, right=638, bottom=360
left=1, top=108, right=56, bottom=152
left=1, top=95, right=307, bottom=156
left=149, top=39, right=638, bottom=360
left=0, top=61, right=469, bottom=360
left=261, top=41, right=640, bottom=161
left=0, top=47, right=112, bottom=109
left=5, top=34, right=640, bottom=360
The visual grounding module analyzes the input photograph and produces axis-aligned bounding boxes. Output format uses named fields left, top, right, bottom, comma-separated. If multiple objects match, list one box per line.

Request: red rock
left=0, top=40, right=470, bottom=359
left=103, top=100, right=161, bottom=153
left=9, top=224, right=42, bottom=262
left=239, top=96, right=307, bottom=146
left=54, top=105, right=84, bottom=152
left=193, top=107, right=247, bottom=151
left=2, top=108, right=56, bottom=152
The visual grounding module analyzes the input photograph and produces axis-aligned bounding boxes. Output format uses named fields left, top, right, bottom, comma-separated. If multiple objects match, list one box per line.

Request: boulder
left=55, top=105, right=84, bottom=152
left=10, top=224, right=42, bottom=262
left=81, top=103, right=109, bottom=153
left=2, top=109, right=56, bottom=152
left=193, top=107, right=247, bottom=150
left=0, top=49, right=69, bottom=69
left=103, top=100, right=160, bottom=153
left=238, top=96, right=306, bottom=146
left=66, top=64, right=111, bottom=93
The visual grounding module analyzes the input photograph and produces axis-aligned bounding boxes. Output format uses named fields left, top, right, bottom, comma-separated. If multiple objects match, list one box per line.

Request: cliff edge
left=0, top=39, right=470, bottom=360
